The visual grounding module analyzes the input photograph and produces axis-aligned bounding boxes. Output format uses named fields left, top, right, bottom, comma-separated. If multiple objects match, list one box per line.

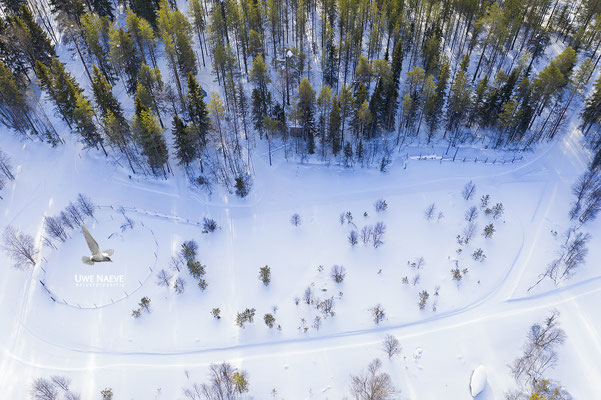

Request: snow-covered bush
left=472, top=248, right=486, bottom=262
left=234, top=175, right=251, bottom=197
left=480, top=194, right=490, bottom=209
left=348, top=230, right=358, bottom=247
left=418, top=290, right=429, bottom=309
left=370, top=304, right=385, bottom=324
left=409, top=257, right=425, bottom=270
left=483, top=223, right=495, bottom=238
left=290, top=213, right=301, bottom=226
left=174, top=277, right=185, bottom=294
left=235, top=308, right=256, bottom=328
left=264, top=313, right=275, bottom=328
left=202, top=217, right=218, bottom=232
left=303, top=286, right=314, bottom=304
left=317, top=297, right=335, bottom=318
left=424, top=203, right=436, bottom=220
left=259, top=265, right=271, bottom=286
left=101, top=388, right=114, bottom=399
left=492, top=203, right=504, bottom=219
left=331, top=265, right=346, bottom=283
left=374, top=199, right=388, bottom=212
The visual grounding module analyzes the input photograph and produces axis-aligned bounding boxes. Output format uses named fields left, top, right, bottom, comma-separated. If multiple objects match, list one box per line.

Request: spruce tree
left=129, top=0, right=159, bottom=29
left=81, top=12, right=113, bottom=82
left=133, top=96, right=168, bottom=176
left=294, top=78, right=317, bottom=154
left=137, top=64, right=164, bottom=127
left=109, top=27, right=141, bottom=95
left=249, top=55, right=271, bottom=136
left=0, top=60, right=34, bottom=135
left=172, top=114, right=197, bottom=166
left=49, top=0, right=85, bottom=27
left=10, top=5, right=56, bottom=70
left=90, top=0, right=114, bottom=20
left=186, top=72, right=210, bottom=146
left=0, top=0, right=25, bottom=14
left=0, top=18, right=28, bottom=81
left=73, top=91, right=105, bottom=152
left=581, top=74, right=601, bottom=134
left=91, top=64, right=125, bottom=124
left=35, top=58, right=82, bottom=129
left=423, top=75, right=441, bottom=143
left=329, top=96, right=342, bottom=155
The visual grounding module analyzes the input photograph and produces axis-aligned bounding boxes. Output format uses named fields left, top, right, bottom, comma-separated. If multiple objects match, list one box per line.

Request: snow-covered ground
left=1, top=123, right=600, bottom=398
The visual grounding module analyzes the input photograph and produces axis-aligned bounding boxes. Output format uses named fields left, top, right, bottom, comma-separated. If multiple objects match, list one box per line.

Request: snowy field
left=1, top=125, right=600, bottom=399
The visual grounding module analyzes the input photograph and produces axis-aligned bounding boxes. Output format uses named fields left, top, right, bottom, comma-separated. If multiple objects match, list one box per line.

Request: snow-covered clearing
left=0, top=124, right=600, bottom=398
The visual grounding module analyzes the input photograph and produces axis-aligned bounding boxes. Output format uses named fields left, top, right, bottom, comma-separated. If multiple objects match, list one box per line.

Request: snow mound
left=469, top=365, right=487, bottom=398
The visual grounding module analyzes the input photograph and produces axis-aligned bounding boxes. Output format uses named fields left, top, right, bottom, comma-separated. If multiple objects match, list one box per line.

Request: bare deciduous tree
left=60, top=211, right=75, bottom=230
left=465, top=205, right=478, bottom=222
left=462, top=180, right=476, bottom=200
left=409, top=257, right=425, bottom=270
left=0, top=150, right=15, bottom=181
left=349, top=359, right=397, bottom=400
left=156, top=269, right=173, bottom=287
left=45, top=216, right=68, bottom=242
left=577, top=188, right=601, bottom=224
left=50, top=376, right=71, bottom=391
left=530, top=229, right=591, bottom=289
left=65, top=202, right=84, bottom=226
left=569, top=170, right=600, bottom=221
left=348, top=230, right=358, bottom=247
left=183, top=362, right=249, bottom=400
left=31, top=378, right=58, bottom=400
left=382, top=335, right=401, bottom=359
left=3, top=225, right=37, bottom=269
left=31, top=376, right=80, bottom=400
left=303, top=286, right=314, bottom=304
left=372, top=222, right=386, bottom=248
left=424, top=203, right=436, bottom=220
left=510, top=310, right=566, bottom=388
left=463, top=221, right=477, bottom=244
left=361, top=225, right=373, bottom=245
left=76, top=193, right=96, bottom=218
